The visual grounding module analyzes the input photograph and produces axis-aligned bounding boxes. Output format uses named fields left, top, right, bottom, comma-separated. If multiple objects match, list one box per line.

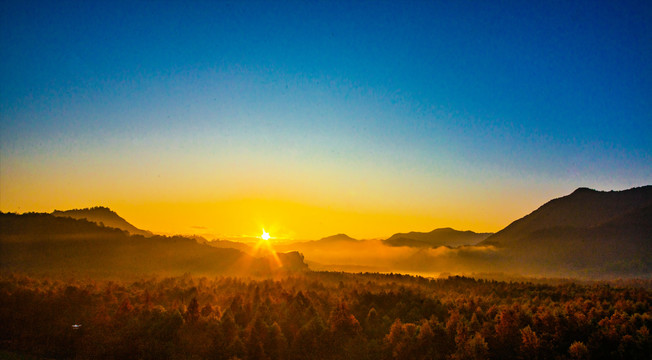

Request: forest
left=1, top=271, right=650, bottom=360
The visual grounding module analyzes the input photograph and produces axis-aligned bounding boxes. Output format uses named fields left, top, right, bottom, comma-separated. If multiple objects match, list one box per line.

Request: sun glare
left=261, top=229, right=270, bottom=241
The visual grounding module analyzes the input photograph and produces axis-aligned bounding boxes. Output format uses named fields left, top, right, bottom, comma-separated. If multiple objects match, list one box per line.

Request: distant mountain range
left=2, top=185, right=651, bottom=278
left=262, top=186, right=652, bottom=278
left=52, top=206, right=152, bottom=237
left=383, top=227, right=492, bottom=248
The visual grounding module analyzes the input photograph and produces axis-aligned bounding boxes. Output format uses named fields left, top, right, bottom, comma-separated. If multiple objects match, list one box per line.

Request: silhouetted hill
left=0, top=212, right=307, bottom=277
left=318, top=233, right=358, bottom=243
left=205, top=239, right=253, bottom=253
left=480, top=186, right=652, bottom=247
left=478, top=186, right=652, bottom=277
left=52, top=206, right=152, bottom=237
left=275, top=234, right=359, bottom=252
left=1, top=212, right=129, bottom=242
left=384, top=228, right=492, bottom=248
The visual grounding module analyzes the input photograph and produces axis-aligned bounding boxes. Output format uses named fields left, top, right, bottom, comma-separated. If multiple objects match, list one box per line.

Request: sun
left=254, top=228, right=281, bottom=267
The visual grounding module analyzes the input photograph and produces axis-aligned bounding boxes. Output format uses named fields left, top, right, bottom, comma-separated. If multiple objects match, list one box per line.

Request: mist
left=275, top=239, right=504, bottom=277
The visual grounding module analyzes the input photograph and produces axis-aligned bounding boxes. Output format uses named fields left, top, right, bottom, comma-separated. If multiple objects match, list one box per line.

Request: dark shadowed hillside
left=275, top=233, right=359, bottom=252
left=0, top=212, right=307, bottom=277
left=317, top=233, right=358, bottom=243
left=481, top=186, right=652, bottom=247
left=204, top=238, right=253, bottom=253
left=479, top=186, right=652, bottom=277
left=52, top=206, right=153, bottom=237
left=383, top=227, right=492, bottom=248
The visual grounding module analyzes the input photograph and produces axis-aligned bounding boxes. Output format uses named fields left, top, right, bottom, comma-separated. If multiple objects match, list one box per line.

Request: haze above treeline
left=2, top=186, right=650, bottom=280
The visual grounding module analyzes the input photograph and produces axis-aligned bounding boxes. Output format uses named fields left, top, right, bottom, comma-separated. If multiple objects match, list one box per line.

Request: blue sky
left=1, top=0, right=650, bottom=237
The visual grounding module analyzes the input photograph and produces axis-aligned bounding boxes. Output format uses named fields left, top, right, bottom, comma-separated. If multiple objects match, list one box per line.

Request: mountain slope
left=480, top=186, right=652, bottom=247
left=0, top=212, right=307, bottom=276
left=478, top=186, right=652, bottom=277
left=205, top=239, right=253, bottom=253
left=384, top=228, right=492, bottom=248
left=52, top=206, right=152, bottom=237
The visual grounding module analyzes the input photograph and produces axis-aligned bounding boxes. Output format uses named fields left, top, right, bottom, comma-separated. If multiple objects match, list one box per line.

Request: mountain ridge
left=318, top=233, right=358, bottom=242
left=0, top=212, right=308, bottom=276
left=480, top=185, right=652, bottom=247
left=474, top=186, right=652, bottom=277
left=384, top=227, right=492, bottom=248
left=52, top=206, right=153, bottom=237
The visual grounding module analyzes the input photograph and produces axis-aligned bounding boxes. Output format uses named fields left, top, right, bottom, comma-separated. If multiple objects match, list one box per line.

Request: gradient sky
left=1, top=0, right=650, bottom=240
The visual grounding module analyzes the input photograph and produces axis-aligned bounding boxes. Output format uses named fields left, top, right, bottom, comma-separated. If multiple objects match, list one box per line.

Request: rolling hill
left=383, top=227, right=492, bottom=248
left=275, top=233, right=359, bottom=251
left=0, top=212, right=308, bottom=277
left=52, top=206, right=152, bottom=237
left=316, top=233, right=358, bottom=243
left=204, top=238, right=254, bottom=253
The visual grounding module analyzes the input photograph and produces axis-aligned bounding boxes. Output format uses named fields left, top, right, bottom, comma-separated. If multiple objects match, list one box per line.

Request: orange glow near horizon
left=0, top=140, right=579, bottom=241
left=252, top=228, right=282, bottom=267
left=1, top=0, right=650, bottom=252
left=0, top=192, right=555, bottom=241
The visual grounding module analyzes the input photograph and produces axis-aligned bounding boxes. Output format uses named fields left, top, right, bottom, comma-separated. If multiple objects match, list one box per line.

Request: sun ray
left=252, top=228, right=283, bottom=268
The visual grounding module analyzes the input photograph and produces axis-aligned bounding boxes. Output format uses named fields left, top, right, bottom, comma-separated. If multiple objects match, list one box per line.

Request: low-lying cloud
left=278, top=239, right=503, bottom=276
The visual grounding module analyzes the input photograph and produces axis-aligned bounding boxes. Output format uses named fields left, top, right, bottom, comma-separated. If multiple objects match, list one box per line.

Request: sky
left=1, top=0, right=650, bottom=240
